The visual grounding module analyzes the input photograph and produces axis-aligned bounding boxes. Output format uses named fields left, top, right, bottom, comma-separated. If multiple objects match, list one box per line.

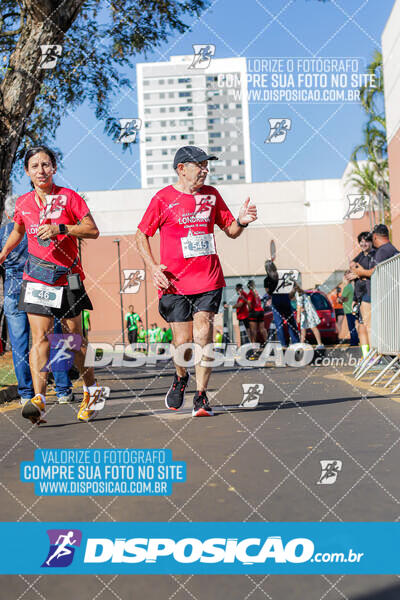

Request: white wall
left=382, top=0, right=400, bottom=143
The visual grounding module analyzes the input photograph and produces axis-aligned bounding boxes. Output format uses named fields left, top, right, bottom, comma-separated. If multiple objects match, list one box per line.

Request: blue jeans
left=3, top=274, right=71, bottom=398
left=271, top=294, right=300, bottom=347
left=345, top=313, right=359, bottom=346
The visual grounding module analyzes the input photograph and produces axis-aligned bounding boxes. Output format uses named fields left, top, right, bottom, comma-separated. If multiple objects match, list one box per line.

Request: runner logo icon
left=317, top=460, right=343, bottom=485
left=240, top=384, right=264, bottom=408
left=189, top=44, right=216, bottom=69
left=265, top=118, right=291, bottom=143
left=42, top=529, right=82, bottom=568
left=40, top=45, right=62, bottom=69
left=343, top=194, right=369, bottom=220
left=118, top=118, right=142, bottom=144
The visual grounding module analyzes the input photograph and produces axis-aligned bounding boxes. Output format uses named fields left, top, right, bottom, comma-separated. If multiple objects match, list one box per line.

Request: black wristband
left=237, top=218, right=248, bottom=228
left=59, top=224, right=68, bottom=235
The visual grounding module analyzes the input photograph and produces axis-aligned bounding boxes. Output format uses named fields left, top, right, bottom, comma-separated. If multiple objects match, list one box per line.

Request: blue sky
left=14, top=0, right=396, bottom=195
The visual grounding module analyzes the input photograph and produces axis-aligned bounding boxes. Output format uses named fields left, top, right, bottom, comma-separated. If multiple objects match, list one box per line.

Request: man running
left=136, top=145, right=257, bottom=417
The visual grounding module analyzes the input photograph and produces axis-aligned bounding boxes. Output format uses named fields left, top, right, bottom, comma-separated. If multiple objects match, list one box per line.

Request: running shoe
left=165, top=372, right=189, bottom=410
left=77, top=392, right=96, bottom=422
left=58, top=393, right=75, bottom=404
left=21, top=395, right=46, bottom=425
left=77, top=385, right=107, bottom=422
left=192, top=391, right=213, bottom=417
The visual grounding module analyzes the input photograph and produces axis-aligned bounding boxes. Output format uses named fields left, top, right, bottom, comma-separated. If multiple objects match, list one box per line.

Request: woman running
left=0, top=146, right=108, bottom=425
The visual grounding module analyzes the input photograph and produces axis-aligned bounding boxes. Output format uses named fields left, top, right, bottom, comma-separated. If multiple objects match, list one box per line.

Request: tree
left=0, top=0, right=209, bottom=216
left=347, top=50, right=390, bottom=225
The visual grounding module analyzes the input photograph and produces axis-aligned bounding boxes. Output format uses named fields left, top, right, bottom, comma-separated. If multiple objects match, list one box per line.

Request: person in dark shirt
left=371, top=224, right=399, bottom=265
left=348, top=231, right=375, bottom=358
left=351, top=225, right=399, bottom=359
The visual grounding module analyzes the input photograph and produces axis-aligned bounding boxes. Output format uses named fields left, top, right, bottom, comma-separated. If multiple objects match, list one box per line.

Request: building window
left=168, top=79, right=174, bottom=84
left=160, top=107, right=166, bottom=113
left=144, top=80, right=150, bottom=86
left=146, top=137, right=152, bottom=142
left=158, top=79, right=164, bottom=84
left=145, top=108, right=150, bottom=114
left=169, top=107, right=175, bottom=112
left=161, top=121, right=166, bottom=126
left=148, top=164, right=153, bottom=170
left=163, top=164, right=168, bottom=169
left=179, top=91, right=191, bottom=97
left=161, top=135, right=167, bottom=141
left=146, top=150, right=153, bottom=156
left=210, top=132, right=221, bottom=138
left=160, top=93, right=165, bottom=98
left=148, top=178, right=154, bottom=184
left=210, top=146, right=222, bottom=152
left=162, top=149, right=168, bottom=155
left=163, top=177, right=169, bottom=183
left=179, top=106, right=191, bottom=112
left=144, top=93, right=150, bottom=100
left=168, top=92, right=174, bottom=98
left=178, top=77, right=190, bottom=83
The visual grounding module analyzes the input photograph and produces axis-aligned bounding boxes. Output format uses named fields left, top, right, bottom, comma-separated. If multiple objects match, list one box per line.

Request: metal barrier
left=354, top=253, right=400, bottom=390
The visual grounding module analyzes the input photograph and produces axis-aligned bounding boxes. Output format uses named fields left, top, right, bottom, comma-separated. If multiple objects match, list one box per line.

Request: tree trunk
left=0, top=0, right=85, bottom=216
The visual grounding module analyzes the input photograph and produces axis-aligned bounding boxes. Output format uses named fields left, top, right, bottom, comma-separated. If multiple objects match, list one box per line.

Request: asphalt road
left=1, top=350, right=400, bottom=599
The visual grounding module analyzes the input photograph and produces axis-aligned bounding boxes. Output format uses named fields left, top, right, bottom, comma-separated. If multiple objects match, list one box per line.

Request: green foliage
left=347, top=50, right=390, bottom=225
left=0, top=0, right=209, bottom=167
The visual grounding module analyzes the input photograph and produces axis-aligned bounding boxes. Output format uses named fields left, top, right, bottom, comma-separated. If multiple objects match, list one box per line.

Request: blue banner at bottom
left=0, top=522, right=398, bottom=574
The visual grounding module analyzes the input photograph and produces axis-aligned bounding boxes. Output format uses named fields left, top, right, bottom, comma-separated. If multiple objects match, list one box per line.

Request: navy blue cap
left=173, top=146, right=218, bottom=169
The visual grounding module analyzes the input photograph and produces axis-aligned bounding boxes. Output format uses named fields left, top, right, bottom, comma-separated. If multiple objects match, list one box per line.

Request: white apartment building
left=136, top=55, right=252, bottom=188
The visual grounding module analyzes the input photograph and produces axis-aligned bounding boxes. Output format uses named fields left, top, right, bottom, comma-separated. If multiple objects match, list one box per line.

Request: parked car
left=263, top=290, right=338, bottom=345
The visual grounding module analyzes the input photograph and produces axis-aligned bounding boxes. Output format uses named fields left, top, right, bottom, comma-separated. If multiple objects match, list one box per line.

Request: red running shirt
left=236, top=291, right=249, bottom=320
left=14, top=186, right=89, bottom=286
left=138, top=185, right=235, bottom=296
left=247, top=289, right=263, bottom=312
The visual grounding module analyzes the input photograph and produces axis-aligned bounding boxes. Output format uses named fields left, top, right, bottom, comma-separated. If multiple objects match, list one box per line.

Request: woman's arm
left=37, top=213, right=99, bottom=240
left=0, top=223, right=25, bottom=264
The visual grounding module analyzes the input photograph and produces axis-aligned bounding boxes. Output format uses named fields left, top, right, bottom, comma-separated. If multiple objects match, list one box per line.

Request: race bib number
left=181, top=232, right=216, bottom=258
left=24, top=282, right=63, bottom=308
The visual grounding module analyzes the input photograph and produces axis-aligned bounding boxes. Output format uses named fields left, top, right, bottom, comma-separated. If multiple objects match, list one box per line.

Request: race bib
left=181, top=232, right=216, bottom=258
left=24, top=282, right=63, bottom=308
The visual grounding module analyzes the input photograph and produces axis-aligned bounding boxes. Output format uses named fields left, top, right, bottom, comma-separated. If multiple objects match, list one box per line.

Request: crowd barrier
left=354, top=253, right=400, bottom=391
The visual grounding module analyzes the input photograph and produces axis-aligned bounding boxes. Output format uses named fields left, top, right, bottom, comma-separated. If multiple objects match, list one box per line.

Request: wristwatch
left=236, top=217, right=248, bottom=228
left=59, top=224, right=68, bottom=235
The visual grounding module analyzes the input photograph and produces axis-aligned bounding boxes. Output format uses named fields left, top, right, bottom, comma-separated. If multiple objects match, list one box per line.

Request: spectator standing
left=294, top=283, right=324, bottom=348
left=125, top=305, right=142, bottom=344
left=349, top=231, right=376, bottom=359
left=341, top=270, right=359, bottom=347
left=247, top=280, right=268, bottom=345
left=329, top=286, right=344, bottom=339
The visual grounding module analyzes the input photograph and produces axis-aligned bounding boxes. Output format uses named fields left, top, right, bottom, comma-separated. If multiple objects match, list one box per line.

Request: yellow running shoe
left=77, top=392, right=96, bottom=422
left=22, top=395, right=46, bottom=425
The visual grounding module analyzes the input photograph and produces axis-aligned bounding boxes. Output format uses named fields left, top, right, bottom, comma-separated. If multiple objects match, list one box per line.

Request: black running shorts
left=248, top=310, right=264, bottom=322
left=19, top=280, right=93, bottom=319
left=159, top=288, right=223, bottom=323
